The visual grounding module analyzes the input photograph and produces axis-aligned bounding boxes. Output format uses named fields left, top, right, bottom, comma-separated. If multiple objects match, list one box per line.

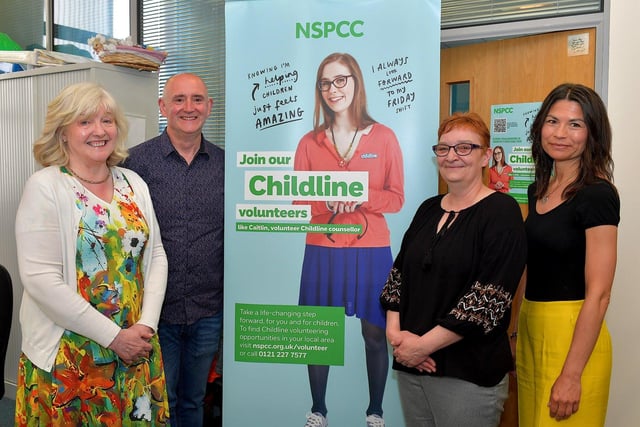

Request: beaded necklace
left=330, top=127, right=358, bottom=168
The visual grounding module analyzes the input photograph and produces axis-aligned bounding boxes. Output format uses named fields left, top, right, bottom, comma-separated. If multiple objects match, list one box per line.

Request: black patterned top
left=380, top=192, right=526, bottom=386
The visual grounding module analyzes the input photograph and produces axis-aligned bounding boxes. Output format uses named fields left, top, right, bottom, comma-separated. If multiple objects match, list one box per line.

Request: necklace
left=541, top=177, right=572, bottom=203
left=67, top=166, right=111, bottom=184
left=330, top=126, right=358, bottom=168
left=541, top=189, right=557, bottom=204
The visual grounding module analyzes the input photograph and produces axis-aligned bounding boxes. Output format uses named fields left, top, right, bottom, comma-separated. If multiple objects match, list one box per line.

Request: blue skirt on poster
left=299, top=245, right=392, bottom=329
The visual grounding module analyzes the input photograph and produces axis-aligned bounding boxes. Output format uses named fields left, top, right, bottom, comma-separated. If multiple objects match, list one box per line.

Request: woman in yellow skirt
left=516, top=83, right=619, bottom=426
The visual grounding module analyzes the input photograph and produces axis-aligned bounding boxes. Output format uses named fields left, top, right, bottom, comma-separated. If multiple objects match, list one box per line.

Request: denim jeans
left=159, top=312, right=223, bottom=427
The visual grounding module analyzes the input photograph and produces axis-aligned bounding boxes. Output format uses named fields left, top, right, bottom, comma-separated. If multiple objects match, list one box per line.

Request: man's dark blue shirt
left=123, top=129, right=224, bottom=325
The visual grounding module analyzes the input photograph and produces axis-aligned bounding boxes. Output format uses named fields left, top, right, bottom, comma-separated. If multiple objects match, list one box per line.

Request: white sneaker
left=304, top=412, right=328, bottom=427
left=366, top=414, right=385, bottom=427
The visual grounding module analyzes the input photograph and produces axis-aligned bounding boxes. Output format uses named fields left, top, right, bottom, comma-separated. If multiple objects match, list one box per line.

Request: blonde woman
left=15, top=82, right=169, bottom=426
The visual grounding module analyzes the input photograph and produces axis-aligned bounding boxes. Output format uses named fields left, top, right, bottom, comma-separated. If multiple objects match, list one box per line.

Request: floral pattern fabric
left=15, top=168, right=169, bottom=426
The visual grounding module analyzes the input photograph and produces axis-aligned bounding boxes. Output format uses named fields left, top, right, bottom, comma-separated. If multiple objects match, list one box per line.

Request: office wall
left=605, top=1, right=640, bottom=426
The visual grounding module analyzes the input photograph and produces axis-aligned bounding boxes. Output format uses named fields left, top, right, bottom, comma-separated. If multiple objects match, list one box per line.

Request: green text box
left=235, top=303, right=345, bottom=365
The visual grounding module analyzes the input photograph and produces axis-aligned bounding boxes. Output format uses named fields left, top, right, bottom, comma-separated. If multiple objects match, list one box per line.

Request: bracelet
left=509, top=331, right=518, bottom=339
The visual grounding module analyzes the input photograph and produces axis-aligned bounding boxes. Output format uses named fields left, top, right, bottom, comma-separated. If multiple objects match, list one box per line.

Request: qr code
left=493, top=118, right=507, bottom=134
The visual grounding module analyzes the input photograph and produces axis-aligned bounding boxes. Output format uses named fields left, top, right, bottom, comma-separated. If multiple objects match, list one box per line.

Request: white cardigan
left=15, top=166, right=168, bottom=371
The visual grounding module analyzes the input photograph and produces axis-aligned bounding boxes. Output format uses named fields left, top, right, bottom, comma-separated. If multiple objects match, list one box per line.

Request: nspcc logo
left=493, top=107, right=514, bottom=114
left=296, top=20, right=364, bottom=39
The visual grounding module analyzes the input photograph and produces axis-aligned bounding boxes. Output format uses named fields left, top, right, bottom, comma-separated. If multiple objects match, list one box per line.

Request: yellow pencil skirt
left=516, top=298, right=612, bottom=427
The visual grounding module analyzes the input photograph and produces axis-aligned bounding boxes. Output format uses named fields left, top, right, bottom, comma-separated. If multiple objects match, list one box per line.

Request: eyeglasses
left=432, top=143, right=482, bottom=157
left=317, top=75, right=352, bottom=92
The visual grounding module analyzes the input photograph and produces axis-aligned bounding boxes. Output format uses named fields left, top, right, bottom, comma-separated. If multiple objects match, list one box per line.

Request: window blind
left=51, top=0, right=117, bottom=57
left=442, top=0, right=603, bottom=29
left=140, top=0, right=225, bottom=149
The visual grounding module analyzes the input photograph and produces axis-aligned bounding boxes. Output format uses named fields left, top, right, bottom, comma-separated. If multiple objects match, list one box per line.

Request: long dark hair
left=529, top=83, right=614, bottom=200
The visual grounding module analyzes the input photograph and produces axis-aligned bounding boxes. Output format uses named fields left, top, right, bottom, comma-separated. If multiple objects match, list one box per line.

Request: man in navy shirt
left=124, top=73, right=224, bottom=427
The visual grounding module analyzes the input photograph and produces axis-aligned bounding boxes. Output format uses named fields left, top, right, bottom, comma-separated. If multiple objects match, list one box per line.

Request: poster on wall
left=224, top=0, right=440, bottom=425
left=489, top=102, right=541, bottom=204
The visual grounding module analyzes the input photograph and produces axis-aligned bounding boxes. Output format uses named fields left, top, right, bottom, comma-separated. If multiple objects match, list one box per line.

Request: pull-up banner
left=225, top=1, right=440, bottom=425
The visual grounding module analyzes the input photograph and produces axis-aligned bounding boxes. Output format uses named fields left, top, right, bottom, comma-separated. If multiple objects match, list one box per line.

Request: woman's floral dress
left=15, top=168, right=169, bottom=426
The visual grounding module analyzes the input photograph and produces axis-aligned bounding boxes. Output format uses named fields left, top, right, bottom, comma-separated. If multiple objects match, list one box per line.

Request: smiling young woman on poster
left=489, top=145, right=513, bottom=193
left=294, top=52, right=404, bottom=427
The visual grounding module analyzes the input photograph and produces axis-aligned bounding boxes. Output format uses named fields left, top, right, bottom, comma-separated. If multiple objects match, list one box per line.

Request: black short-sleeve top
left=525, top=180, right=620, bottom=302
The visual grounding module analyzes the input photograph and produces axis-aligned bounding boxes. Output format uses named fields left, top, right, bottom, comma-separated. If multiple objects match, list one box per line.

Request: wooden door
left=440, top=28, right=596, bottom=218
left=440, top=28, right=596, bottom=427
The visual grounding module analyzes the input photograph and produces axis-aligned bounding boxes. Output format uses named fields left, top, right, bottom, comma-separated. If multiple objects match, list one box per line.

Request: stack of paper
left=0, top=49, right=92, bottom=67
